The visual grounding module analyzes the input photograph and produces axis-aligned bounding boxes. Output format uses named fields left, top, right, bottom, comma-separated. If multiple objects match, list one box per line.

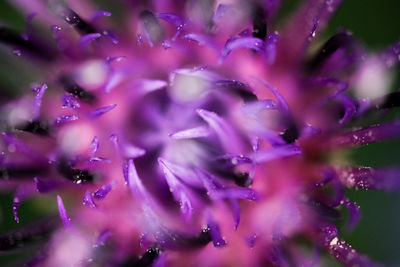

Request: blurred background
left=0, top=0, right=399, bottom=266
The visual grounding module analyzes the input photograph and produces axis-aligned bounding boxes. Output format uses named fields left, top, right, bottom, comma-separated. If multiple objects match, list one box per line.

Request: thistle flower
left=0, top=0, right=399, bottom=266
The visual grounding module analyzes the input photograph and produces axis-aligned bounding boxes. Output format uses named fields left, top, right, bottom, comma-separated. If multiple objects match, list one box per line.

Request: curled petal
left=79, top=33, right=101, bottom=47
left=337, top=94, right=357, bottom=125
left=95, top=229, right=111, bottom=247
left=220, top=37, right=265, bottom=62
left=251, top=77, right=290, bottom=114
left=182, top=33, right=219, bottom=51
left=342, top=199, right=361, bottom=230
left=91, top=10, right=111, bottom=21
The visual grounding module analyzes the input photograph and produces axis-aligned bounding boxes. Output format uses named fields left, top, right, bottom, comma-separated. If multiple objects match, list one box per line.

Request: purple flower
left=0, top=0, right=399, bottom=266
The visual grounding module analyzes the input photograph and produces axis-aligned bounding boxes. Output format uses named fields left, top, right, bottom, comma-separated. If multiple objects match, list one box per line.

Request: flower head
left=0, top=0, right=399, bottom=266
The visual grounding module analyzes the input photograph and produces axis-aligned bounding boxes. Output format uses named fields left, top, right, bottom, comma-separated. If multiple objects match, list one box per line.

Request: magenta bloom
left=0, top=0, right=399, bottom=266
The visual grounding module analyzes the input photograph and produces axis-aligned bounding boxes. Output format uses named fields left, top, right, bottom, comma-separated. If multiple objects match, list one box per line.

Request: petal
left=83, top=191, right=97, bottom=208
left=220, top=37, right=265, bottom=62
left=255, top=144, right=301, bottom=163
left=329, top=122, right=400, bottom=147
left=93, top=181, right=116, bottom=200
left=55, top=114, right=79, bottom=124
left=169, top=126, right=211, bottom=139
left=62, top=94, right=80, bottom=109
left=79, top=33, right=101, bottom=47
left=196, top=109, right=243, bottom=154
left=335, top=166, right=400, bottom=190
left=87, top=104, right=117, bottom=118
left=207, top=214, right=227, bottom=247
left=32, top=83, right=47, bottom=120
left=57, top=195, right=71, bottom=228
left=90, top=10, right=111, bottom=21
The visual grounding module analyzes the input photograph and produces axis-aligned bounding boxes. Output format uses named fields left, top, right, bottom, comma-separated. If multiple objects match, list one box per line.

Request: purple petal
left=94, top=229, right=111, bottom=247
left=32, top=84, right=47, bottom=120
left=156, top=13, right=186, bottom=40
left=83, top=191, right=97, bottom=208
left=93, top=181, right=116, bottom=200
left=110, top=134, right=146, bottom=158
left=135, top=79, right=168, bottom=94
left=241, top=99, right=278, bottom=118
left=34, top=177, right=57, bottom=193
left=255, top=144, right=301, bottom=163
left=220, top=37, right=265, bottom=62
left=380, top=39, right=400, bottom=68
left=62, top=94, right=80, bottom=109
left=169, top=126, right=211, bottom=139
left=21, top=12, right=37, bottom=41
left=90, top=136, right=99, bottom=157
left=102, top=30, right=119, bottom=44
left=335, top=166, right=400, bottom=190
left=213, top=4, right=230, bottom=24
left=79, top=33, right=101, bottom=47
left=212, top=188, right=258, bottom=201
left=196, top=109, right=242, bottom=153
left=91, top=10, right=111, bottom=21
left=245, top=234, right=258, bottom=248
left=124, top=159, right=148, bottom=201
left=105, top=56, right=126, bottom=66
left=251, top=77, right=290, bottom=114
left=156, top=13, right=186, bottom=26
left=2, top=132, right=46, bottom=162
left=157, top=159, right=202, bottom=188
left=342, top=199, right=361, bottom=230
left=182, top=33, right=219, bottom=51
left=105, top=72, right=123, bottom=93
left=57, top=195, right=71, bottom=228
left=229, top=198, right=240, bottom=230
left=13, top=184, right=35, bottom=223
left=87, top=104, right=117, bottom=118
left=207, top=215, right=226, bottom=247
left=55, top=114, right=78, bottom=124
left=158, top=158, right=194, bottom=219
left=329, top=122, right=400, bottom=147
left=279, top=0, right=343, bottom=62
left=337, top=95, right=357, bottom=125
left=265, top=33, right=279, bottom=64
left=320, top=225, right=382, bottom=267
